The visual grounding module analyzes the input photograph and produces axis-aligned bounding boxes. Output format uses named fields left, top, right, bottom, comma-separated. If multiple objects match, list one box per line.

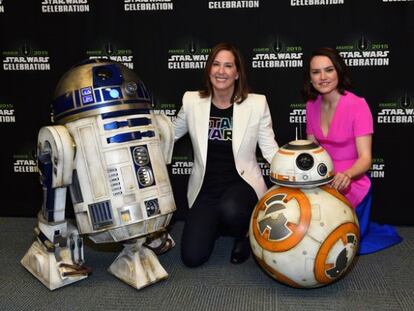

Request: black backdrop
left=1, top=0, right=413, bottom=225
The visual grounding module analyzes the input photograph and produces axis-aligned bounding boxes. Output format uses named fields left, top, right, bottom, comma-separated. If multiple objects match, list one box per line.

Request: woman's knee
left=180, top=219, right=217, bottom=267
left=180, top=237, right=213, bottom=267
left=220, top=193, right=256, bottom=223
left=181, top=248, right=210, bottom=267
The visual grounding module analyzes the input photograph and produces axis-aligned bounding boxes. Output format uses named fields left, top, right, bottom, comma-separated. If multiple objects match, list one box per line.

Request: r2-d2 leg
left=21, top=126, right=90, bottom=290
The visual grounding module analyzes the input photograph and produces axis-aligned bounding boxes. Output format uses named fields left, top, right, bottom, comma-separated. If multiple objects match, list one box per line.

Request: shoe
left=230, top=237, right=250, bottom=264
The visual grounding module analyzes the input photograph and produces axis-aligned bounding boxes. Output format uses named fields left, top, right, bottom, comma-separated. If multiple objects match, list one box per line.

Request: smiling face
left=209, top=49, right=239, bottom=95
left=309, top=55, right=339, bottom=96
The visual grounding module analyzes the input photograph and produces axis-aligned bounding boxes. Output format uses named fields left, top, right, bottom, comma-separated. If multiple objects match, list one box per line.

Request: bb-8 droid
left=249, top=140, right=359, bottom=288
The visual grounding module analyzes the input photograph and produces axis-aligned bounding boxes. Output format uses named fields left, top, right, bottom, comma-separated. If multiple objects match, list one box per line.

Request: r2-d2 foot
left=21, top=217, right=90, bottom=290
left=109, top=236, right=170, bottom=289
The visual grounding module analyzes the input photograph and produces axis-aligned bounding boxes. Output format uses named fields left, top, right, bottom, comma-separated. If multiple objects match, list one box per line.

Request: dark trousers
left=181, top=179, right=257, bottom=267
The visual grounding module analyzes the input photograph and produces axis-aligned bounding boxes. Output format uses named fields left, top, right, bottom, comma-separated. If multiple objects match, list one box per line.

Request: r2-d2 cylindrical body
left=62, top=110, right=174, bottom=243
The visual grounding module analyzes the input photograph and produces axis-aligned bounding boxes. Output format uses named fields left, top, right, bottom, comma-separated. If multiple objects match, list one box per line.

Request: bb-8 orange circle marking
left=252, top=187, right=311, bottom=252
left=314, top=222, right=359, bottom=284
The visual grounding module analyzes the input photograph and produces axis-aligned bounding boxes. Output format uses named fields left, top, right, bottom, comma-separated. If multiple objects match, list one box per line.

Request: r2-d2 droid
left=21, top=60, right=176, bottom=290
left=249, top=140, right=359, bottom=288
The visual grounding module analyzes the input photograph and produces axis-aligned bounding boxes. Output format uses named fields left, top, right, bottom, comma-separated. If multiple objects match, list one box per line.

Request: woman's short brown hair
left=199, top=42, right=249, bottom=104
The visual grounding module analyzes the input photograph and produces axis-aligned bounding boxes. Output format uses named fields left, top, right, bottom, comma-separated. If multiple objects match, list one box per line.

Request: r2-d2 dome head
left=52, top=59, right=152, bottom=124
left=270, top=139, right=334, bottom=188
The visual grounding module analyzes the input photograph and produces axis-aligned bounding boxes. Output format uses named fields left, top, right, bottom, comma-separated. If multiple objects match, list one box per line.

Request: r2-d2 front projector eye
left=296, top=153, right=314, bottom=171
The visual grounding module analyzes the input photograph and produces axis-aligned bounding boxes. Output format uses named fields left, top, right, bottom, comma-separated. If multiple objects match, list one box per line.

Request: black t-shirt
left=202, top=102, right=241, bottom=191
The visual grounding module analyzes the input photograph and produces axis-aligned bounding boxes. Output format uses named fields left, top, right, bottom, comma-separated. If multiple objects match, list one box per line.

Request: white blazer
left=174, top=91, right=278, bottom=208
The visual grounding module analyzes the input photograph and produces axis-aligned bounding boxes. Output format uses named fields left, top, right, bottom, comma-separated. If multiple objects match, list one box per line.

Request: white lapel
left=232, top=98, right=252, bottom=158
left=194, top=95, right=211, bottom=166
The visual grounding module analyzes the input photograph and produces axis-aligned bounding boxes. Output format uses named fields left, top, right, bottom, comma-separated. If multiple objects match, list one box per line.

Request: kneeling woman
left=173, top=43, right=279, bottom=266
left=303, top=47, right=402, bottom=254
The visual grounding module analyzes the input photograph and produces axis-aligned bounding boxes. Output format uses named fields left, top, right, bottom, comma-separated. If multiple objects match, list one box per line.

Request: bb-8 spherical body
left=249, top=140, right=359, bottom=288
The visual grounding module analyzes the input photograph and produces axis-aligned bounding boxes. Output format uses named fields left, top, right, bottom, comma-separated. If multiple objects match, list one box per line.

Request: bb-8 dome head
left=270, top=140, right=334, bottom=188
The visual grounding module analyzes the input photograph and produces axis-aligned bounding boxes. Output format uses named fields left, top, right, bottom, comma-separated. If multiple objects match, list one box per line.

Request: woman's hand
left=331, top=172, right=352, bottom=192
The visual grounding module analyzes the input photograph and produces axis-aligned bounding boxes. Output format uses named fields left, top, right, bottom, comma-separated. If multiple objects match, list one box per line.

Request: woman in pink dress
left=303, top=47, right=401, bottom=254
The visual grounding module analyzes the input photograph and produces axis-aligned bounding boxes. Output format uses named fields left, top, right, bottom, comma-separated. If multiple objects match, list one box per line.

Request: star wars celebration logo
left=167, top=42, right=209, bottom=70
left=290, top=0, right=344, bottom=5
left=289, top=103, right=306, bottom=124
left=13, top=154, right=38, bottom=173
left=251, top=40, right=303, bottom=69
left=208, top=0, right=260, bottom=9
left=87, top=43, right=134, bottom=69
left=370, top=158, right=385, bottom=179
left=377, top=93, right=414, bottom=124
left=0, top=103, right=16, bottom=123
left=0, top=0, right=4, bottom=13
left=171, top=155, right=193, bottom=175
left=153, top=102, right=178, bottom=122
left=2, top=45, right=51, bottom=71
left=336, top=39, right=390, bottom=67
left=41, top=0, right=90, bottom=13
left=124, top=0, right=173, bottom=11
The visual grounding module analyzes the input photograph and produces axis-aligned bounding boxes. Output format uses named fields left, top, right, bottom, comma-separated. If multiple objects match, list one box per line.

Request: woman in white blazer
left=173, top=43, right=278, bottom=267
